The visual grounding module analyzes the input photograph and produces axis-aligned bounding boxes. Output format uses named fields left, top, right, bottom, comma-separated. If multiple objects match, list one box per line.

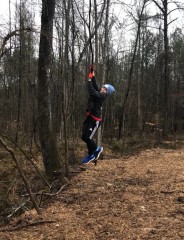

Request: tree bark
left=38, top=0, right=62, bottom=176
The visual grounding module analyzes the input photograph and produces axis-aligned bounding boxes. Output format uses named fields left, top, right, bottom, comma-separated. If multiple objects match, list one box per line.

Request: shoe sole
left=82, top=156, right=95, bottom=164
left=95, top=147, right=103, bottom=160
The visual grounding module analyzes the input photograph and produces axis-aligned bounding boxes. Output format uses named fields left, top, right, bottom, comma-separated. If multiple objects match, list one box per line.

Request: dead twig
left=23, top=182, right=70, bottom=198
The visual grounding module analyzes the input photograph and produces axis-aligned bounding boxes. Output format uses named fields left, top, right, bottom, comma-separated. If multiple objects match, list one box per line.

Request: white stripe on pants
left=89, top=121, right=99, bottom=139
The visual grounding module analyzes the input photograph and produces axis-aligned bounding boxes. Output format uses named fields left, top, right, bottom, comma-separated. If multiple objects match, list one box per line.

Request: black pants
left=81, top=116, right=101, bottom=155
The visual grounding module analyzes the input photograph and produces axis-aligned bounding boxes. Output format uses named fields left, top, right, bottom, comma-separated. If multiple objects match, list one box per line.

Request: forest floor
left=0, top=142, right=184, bottom=240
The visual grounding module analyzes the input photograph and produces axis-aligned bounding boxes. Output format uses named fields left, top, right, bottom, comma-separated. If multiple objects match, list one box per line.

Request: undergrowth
left=0, top=135, right=184, bottom=226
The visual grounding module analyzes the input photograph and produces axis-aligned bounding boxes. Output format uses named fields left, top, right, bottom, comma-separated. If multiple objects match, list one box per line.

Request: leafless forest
left=0, top=0, right=184, bottom=227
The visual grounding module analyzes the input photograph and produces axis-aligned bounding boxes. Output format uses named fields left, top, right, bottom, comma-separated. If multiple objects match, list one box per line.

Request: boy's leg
left=81, top=117, right=100, bottom=155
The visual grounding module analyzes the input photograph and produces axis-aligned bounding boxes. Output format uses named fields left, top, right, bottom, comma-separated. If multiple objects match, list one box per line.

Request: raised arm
left=88, top=65, right=99, bottom=91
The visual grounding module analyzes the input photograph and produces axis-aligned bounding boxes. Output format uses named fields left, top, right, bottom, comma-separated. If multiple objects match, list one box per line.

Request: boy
left=81, top=66, right=115, bottom=164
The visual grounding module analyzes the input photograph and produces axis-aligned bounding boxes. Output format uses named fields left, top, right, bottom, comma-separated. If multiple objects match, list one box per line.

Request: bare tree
left=118, top=0, right=147, bottom=139
left=152, top=0, right=184, bottom=135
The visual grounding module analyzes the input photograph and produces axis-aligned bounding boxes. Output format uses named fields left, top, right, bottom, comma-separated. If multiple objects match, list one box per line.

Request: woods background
left=0, top=0, right=184, bottom=221
left=0, top=0, right=184, bottom=169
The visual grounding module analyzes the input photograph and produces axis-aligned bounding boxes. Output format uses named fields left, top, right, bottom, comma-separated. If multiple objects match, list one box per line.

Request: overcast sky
left=0, top=0, right=184, bottom=50
left=0, top=0, right=183, bottom=28
left=0, top=0, right=41, bottom=30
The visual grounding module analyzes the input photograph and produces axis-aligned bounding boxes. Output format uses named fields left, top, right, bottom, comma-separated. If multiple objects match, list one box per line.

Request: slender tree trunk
left=118, top=0, right=146, bottom=139
left=163, top=0, right=169, bottom=136
left=62, top=0, right=71, bottom=177
left=137, top=31, right=142, bottom=134
left=155, top=26, right=162, bottom=131
left=15, top=1, right=23, bottom=143
left=71, top=1, right=78, bottom=162
left=97, top=0, right=110, bottom=146
left=102, top=0, right=110, bottom=84
left=94, top=0, right=99, bottom=77
left=56, top=17, right=64, bottom=141
left=152, top=0, right=171, bottom=136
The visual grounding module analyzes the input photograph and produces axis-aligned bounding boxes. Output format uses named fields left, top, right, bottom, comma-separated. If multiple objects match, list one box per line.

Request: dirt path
left=0, top=147, right=184, bottom=240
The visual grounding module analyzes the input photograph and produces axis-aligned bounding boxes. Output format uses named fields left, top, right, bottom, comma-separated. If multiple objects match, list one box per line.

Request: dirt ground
left=0, top=146, right=184, bottom=240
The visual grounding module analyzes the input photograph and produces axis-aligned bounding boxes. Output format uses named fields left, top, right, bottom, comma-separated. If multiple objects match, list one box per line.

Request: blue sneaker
left=94, top=146, right=103, bottom=160
left=81, top=154, right=95, bottom=164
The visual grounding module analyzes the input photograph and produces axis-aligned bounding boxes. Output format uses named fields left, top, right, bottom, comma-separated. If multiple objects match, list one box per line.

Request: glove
left=88, top=72, right=94, bottom=79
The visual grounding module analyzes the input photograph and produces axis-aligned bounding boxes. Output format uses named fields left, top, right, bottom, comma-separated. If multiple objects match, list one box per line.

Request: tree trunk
left=38, top=0, right=62, bottom=176
left=152, top=0, right=171, bottom=136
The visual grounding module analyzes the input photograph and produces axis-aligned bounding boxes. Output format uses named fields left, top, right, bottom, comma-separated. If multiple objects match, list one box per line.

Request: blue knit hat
left=103, top=84, right=115, bottom=96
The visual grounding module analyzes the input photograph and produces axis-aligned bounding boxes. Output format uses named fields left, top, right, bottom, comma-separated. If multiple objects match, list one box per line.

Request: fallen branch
left=7, top=199, right=31, bottom=219
left=0, top=133, right=50, bottom=189
left=54, top=181, right=69, bottom=195
left=20, top=180, right=70, bottom=207
left=37, top=182, right=68, bottom=207
left=0, top=137, right=41, bottom=215
left=23, top=182, right=70, bottom=198
left=4, top=178, right=17, bottom=201
left=0, top=220, right=56, bottom=232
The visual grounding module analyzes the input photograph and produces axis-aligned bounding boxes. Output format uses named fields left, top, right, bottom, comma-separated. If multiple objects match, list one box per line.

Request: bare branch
left=152, top=0, right=165, bottom=13
left=77, top=0, right=106, bottom=65
left=0, top=27, right=36, bottom=59
left=168, top=7, right=184, bottom=15
left=168, top=17, right=178, bottom=25
left=73, top=0, right=89, bottom=28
